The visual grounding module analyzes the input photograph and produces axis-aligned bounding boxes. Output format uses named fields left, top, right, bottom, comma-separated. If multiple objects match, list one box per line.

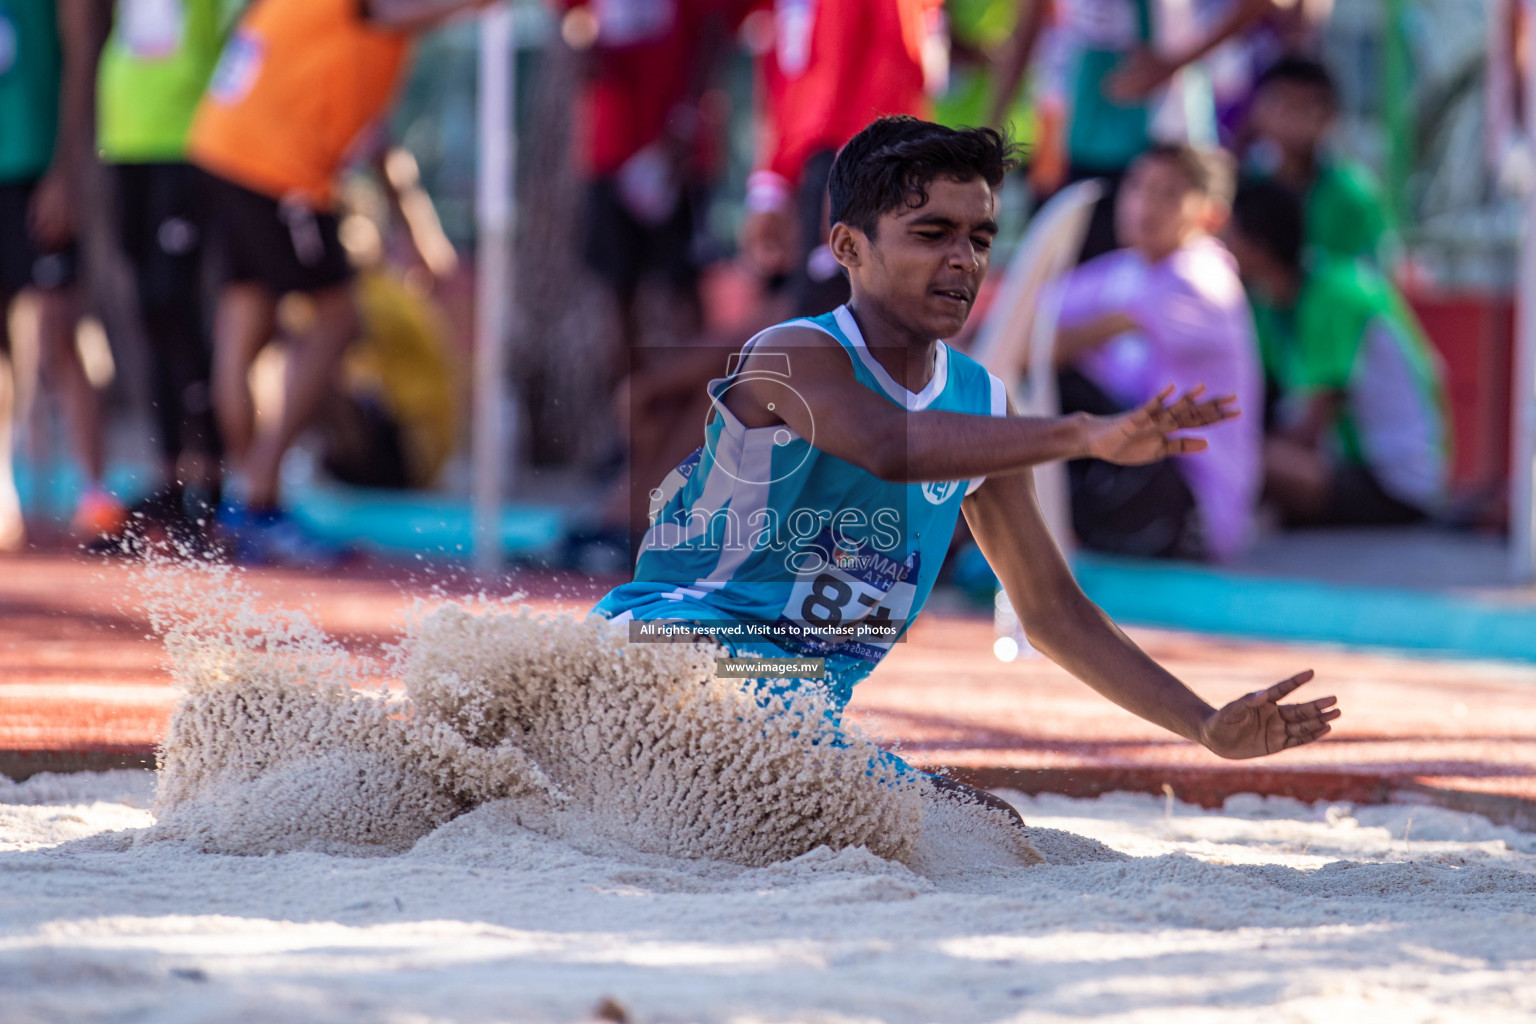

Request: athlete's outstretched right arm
left=723, top=328, right=1236, bottom=483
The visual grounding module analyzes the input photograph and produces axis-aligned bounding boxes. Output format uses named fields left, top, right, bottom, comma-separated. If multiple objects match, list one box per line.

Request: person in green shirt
left=1225, top=178, right=1447, bottom=526
left=1245, top=55, right=1395, bottom=266
left=86, top=0, right=243, bottom=539
left=938, top=0, right=1036, bottom=140
left=0, top=0, right=123, bottom=548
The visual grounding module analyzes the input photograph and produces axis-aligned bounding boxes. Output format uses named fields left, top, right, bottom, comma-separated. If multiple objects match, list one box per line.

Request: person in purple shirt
left=1052, top=143, right=1262, bottom=562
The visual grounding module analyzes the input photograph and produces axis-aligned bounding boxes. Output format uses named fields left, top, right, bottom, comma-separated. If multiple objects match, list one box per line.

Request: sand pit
left=2, top=770, right=1534, bottom=1023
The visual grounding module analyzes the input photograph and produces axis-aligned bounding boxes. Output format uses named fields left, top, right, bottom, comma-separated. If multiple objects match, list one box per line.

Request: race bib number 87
left=780, top=528, right=917, bottom=655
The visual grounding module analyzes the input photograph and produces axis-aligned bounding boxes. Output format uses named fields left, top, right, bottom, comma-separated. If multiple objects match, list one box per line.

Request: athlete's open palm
left=1084, top=384, right=1239, bottom=465
left=1199, top=671, right=1341, bottom=759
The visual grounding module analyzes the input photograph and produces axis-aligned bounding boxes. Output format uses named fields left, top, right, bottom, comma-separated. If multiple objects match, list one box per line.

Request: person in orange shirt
left=187, top=0, right=490, bottom=564
left=739, top=0, right=942, bottom=317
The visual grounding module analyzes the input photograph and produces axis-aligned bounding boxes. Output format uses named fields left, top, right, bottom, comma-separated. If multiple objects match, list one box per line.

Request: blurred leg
left=35, top=286, right=103, bottom=485
left=0, top=296, right=22, bottom=550
left=211, top=282, right=277, bottom=468
left=136, top=162, right=221, bottom=497
left=1262, top=435, right=1333, bottom=524
left=244, top=284, right=357, bottom=508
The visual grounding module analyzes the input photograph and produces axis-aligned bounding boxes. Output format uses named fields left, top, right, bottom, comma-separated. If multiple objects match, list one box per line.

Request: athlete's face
left=834, top=175, right=998, bottom=340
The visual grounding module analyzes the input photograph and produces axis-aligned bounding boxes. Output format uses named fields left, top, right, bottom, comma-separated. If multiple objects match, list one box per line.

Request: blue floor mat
left=15, top=460, right=566, bottom=561
left=288, top=484, right=567, bottom=560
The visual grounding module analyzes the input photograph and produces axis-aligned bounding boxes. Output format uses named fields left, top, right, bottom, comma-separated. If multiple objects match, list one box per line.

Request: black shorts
left=1312, top=463, right=1428, bottom=527
left=198, top=169, right=352, bottom=295
left=0, top=179, right=79, bottom=295
left=582, top=176, right=701, bottom=298
left=113, top=162, right=206, bottom=311
left=1059, top=369, right=1204, bottom=560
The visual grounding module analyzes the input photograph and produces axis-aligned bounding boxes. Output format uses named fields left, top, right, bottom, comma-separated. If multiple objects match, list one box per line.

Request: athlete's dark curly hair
left=828, top=116, right=1021, bottom=237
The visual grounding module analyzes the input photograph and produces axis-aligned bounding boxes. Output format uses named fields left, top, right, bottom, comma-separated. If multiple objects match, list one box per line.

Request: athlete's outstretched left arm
left=962, top=465, right=1340, bottom=759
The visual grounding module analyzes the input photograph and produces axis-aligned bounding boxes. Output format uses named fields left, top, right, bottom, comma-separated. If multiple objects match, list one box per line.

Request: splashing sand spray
left=135, top=560, right=1040, bottom=870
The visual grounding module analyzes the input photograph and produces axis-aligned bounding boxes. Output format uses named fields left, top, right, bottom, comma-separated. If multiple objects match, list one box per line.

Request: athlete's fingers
left=1157, top=386, right=1198, bottom=421
left=1173, top=384, right=1207, bottom=411
left=1285, top=708, right=1340, bottom=737
left=1235, top=671, right=1314, bottom=710
left=1163, top=436, right=1208, bottom=455
left=1283, top=722, right=1332, bottom=749
left=1265, top=666, right=1314, bottom=706
left=1266, top=673, right=1317, bottom=702
left=1139, top=384, right=1176, bottom=420
left=1176, top=393, right=1217, bottom=431
left=1278, top=696, right=1338, bottom=723
left=1170, top=395, right=1233, bottom=429
left=1183, top=396, right=1241, bottom=426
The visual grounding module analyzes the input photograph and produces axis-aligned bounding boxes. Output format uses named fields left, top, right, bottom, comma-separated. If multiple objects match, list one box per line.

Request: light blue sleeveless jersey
left=594, top=305, right=1007, bottom=708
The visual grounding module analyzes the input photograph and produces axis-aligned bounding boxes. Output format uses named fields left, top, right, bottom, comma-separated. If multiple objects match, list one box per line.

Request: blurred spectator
left=1052, top=143, right=1261, bottom=560
left=90, top=0, right=242, bottom=545
left=557, top=0, right=747, bottom=365
left=551, top=0, right=751, bottom=563
left=991, top=0, right=1275, bottom=260
left=940, top=0, right=1036, bottom=137
left=319, top=149, right=461, bottom=491
left=740, top=0, right=942, bottom=316
left=1208, top=0, right=1330, bottom=149
left=1244, top=55, right=1395, bottom=267
left=186, top=0, right=487, bottom=565
left=1227, top=178, right=1448, bottom=527
left=0, top=0, right=123, bottom=548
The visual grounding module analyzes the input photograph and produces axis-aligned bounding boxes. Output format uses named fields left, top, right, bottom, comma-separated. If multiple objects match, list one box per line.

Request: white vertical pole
left=473, top=4, right=516, bottom=571
left=1513, top=0, right=1536, bottom=582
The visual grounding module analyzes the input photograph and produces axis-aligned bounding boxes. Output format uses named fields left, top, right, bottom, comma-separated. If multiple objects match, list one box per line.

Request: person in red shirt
left=558, top=0, right=750, bottom=360
left=739, top=0, right=942, bottom=317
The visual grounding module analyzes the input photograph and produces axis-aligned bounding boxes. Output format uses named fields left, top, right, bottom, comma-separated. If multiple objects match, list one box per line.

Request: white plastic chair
left=969, top=179, right=1102, bottom=658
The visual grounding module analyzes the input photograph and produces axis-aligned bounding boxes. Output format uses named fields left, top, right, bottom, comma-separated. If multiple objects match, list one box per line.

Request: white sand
left=5, top=565, right=1531, bottom=1021
left=2, top=769, right=1534, bottom=1024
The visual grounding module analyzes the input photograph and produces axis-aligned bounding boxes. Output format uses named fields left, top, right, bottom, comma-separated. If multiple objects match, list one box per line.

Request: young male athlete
left=595, top=117, right=1339, bottom=811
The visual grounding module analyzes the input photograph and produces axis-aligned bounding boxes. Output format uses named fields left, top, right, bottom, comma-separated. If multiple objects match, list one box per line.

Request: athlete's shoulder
left=734, top=316, right=853, bottom=380
left=944, top=342, right=998, bottom=388
left=750, top=317, right=840, bottom=348
left=942, top=343, right=1008, bottom=415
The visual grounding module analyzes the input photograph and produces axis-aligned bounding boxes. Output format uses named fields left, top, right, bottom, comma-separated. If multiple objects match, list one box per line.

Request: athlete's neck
left=844, top=300, right=939, bottom=394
